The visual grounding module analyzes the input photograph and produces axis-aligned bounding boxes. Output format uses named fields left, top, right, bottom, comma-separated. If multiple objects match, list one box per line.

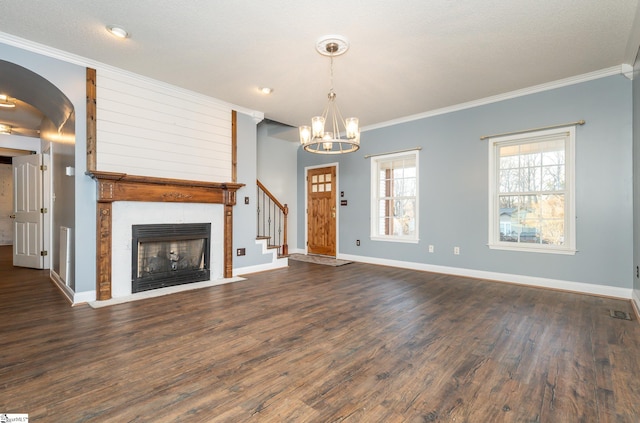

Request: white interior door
left=13, top=154, right=44, bottom=269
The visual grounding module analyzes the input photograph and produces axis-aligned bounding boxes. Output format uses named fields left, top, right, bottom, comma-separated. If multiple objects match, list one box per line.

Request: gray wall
left=257, top=121, right=299, bottom=252
left=298, top=75, right=633, bottom=289
left=41, top=118, right=75, bottom=285
left=0, top=42, right=92, bottom=292
left=633, top=51, right=640, bottom=302
left=233, top=113, right=272, bottom=268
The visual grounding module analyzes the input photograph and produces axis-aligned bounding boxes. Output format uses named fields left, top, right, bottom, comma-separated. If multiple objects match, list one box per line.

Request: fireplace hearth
left=132, top=223, right=211, bottom=293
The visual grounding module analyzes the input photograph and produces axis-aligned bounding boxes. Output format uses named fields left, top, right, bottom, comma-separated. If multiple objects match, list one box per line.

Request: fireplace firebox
left=132, top=223, right=211, bottom=293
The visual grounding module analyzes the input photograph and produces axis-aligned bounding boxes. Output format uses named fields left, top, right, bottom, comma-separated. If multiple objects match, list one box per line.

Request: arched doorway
left=0, top=60, right=75, bottom=281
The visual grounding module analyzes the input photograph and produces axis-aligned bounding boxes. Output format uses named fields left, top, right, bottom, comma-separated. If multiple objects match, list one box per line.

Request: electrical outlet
left=454, top=246, right=460, bottom=255
left=237, top=248, right=246, bottom=256
left=244, top=196, right=250, bottom=205
left=428, top=245, right=434, bottom=253
left=356, top=240, right=360, bottom=246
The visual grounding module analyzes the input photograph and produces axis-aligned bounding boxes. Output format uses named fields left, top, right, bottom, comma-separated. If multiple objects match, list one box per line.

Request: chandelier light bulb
left=0, top=94, right=16, bottom=108
left=0, top=123, right=12, bottom=134
left=346, top=117, right=359, bottom=139
left=299, top=126, right=311, bottom=145
left=312, top=116, right=325, bottom=138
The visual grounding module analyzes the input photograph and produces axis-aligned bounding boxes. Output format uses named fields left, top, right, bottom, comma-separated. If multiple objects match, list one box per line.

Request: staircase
left=257, top=180, right=288, bottom=257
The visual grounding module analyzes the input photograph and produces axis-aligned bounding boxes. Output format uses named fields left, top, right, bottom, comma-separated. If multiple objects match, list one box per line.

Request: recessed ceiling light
left=0, top=94, right=16, bottom=108
left=0, top=123, right=12, bottom=134
left=259, top=87, right=273, bottom=95
left=106, top=25, right=129, bottom=39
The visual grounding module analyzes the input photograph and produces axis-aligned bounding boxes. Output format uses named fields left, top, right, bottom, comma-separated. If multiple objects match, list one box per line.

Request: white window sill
left=487, top=243, right=577, bottom=255
left=371, top=236, right=419, bottom=244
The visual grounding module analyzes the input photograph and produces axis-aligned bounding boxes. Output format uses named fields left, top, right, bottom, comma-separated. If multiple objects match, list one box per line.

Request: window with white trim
left=371, top=151, right=419, bottom=243
left=488, top=126, right=576, bottom=254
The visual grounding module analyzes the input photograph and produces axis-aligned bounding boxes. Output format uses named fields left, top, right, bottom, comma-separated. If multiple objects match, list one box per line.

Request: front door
left=307, top=166, right=336, bottom=256
left=12, top=154, right=44, bottom=269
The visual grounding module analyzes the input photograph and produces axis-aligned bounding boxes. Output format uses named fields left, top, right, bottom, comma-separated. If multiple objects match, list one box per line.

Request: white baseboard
left=73, top=290, right=97, bottom=305
left=233, top=238, right=290, bottom=276
left=51, top=269, right=96, bottom=305
left=234, top=258, right=288, bottom=277
left=338, top=253, right=633, bottom=299
left=89, top=277, right=246, bottom=308
left=632, top=289, right=640, bottom=317
left=49, top=270, right=74, bottom=303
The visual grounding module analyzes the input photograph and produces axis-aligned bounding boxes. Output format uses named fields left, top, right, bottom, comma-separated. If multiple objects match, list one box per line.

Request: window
left=488, top=126, right=576, bottom=254
left=371, top=151, right=419, bottom=242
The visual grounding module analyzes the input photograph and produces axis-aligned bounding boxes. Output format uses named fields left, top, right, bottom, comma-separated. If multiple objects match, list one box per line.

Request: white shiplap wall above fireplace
left=96, top=68, right=232, bottom=182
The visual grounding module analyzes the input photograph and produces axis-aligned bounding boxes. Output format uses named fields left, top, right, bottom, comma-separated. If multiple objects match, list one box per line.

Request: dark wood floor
left=1, top=246, right=639, bottom=422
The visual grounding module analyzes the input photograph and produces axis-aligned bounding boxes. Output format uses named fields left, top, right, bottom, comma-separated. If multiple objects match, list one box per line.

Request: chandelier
left=299, top=36, right=360, bottom=154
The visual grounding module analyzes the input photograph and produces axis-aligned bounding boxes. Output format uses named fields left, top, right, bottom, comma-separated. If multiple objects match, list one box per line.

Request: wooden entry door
left=307, top=166, right=336, bottom=256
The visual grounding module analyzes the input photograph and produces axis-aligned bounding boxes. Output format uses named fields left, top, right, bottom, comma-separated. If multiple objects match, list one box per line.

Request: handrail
left=256, top=180, right=288, bottom=256
left=257, top=180, right=286, bottom=211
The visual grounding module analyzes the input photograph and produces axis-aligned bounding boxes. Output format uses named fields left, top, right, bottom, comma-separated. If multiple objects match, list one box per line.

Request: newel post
left=282, top=204, right=289, bottom=256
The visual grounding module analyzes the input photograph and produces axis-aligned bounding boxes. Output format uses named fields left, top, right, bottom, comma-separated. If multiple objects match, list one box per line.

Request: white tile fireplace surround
left=111, top=201, right=225, bottom=298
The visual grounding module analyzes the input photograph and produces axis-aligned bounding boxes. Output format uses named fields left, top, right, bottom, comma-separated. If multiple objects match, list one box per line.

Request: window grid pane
left=372, top=152, right=418, bottom=240
left=494, top=135, right=569, bottom=249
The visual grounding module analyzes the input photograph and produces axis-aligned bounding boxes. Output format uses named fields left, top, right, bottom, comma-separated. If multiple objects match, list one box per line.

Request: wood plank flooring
left=1, top=245, right=639, bottom=422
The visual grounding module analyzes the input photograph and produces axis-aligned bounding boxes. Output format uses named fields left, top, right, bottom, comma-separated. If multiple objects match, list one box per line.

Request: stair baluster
left=256, top=180, right=288, bottom=257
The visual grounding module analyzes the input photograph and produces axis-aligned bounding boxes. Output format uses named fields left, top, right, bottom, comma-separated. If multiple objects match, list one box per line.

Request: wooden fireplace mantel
left=88, top=170, right=244, bottom=301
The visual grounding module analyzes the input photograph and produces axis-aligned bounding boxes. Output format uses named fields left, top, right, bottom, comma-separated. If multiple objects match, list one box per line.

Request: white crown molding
left=0, top=31, right=625, bottom=136
left=624, top=1, right=640, bottom=66
left=0, top=31, right=264, bottom=121
left=363, top=65, right=626, bottom=133
left=338, top=253, right=633, bottom=300
left=622, top=63, right=635, bottom=80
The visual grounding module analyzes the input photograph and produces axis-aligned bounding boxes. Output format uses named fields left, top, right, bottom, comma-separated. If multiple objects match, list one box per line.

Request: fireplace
left=89, top=171, right=243, bottom=300
left=132, top=223, right=211, bottom=293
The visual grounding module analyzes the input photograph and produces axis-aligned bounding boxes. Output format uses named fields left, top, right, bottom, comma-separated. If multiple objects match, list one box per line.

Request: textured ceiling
left=0, top=0, right=639, bottom=136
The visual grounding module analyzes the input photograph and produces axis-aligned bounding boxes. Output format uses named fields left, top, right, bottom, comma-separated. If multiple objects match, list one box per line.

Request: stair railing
left=256, top=180, right=288, bottom=257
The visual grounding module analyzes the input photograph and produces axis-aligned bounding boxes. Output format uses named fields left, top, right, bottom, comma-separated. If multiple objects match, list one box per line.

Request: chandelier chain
left=329, top=55, right=334, bottom=93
